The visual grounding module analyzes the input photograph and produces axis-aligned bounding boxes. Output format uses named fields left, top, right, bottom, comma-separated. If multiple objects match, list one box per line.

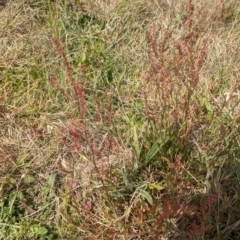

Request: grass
left=0, top=0, right=240, bottom=239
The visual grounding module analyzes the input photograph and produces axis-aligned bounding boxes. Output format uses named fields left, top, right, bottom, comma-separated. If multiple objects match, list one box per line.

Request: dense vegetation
left=1, top=0, right=240, bottom=239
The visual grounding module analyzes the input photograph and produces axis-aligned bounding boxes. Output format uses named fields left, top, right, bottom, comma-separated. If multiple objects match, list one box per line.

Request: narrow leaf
left=148, top=183, right=164, bottom=191
left=136, top=188, right=153, bottom=205
left=145, top=136, right=171, bottom=164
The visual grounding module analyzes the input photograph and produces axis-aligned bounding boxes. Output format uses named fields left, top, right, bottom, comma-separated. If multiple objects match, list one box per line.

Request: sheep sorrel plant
left=145, top=0, right=207, bottom=150
left=141, top=0, right=240, bottom=238
left=50, top=37, right=124, bottom=237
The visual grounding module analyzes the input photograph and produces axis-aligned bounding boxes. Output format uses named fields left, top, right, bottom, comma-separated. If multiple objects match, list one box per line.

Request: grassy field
left=0, top=0, right=240, bottom=239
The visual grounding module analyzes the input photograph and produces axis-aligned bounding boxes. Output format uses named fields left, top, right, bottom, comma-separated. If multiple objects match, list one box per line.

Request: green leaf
left=47, top=173, right=57, bottom=197
left=201, top=97, right=213, bottom=118
left=30, top=224, right=48, bottom=235
left=47, top=173, right=57, bottom=188
left=148, top=183, right=164, bottom=191
left=145, top=136, right=171, bottom=164
left=133, top=136, right=171, bottom=175
left=135, top=188, right=153, bottom=205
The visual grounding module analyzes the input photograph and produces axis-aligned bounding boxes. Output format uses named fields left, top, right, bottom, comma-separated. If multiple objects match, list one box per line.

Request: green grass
left=1, top=0, right=240, bottom=239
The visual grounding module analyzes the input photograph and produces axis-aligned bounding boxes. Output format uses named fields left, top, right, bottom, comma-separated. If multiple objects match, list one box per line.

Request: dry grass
left=0, top=0, right=240, bottom=239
